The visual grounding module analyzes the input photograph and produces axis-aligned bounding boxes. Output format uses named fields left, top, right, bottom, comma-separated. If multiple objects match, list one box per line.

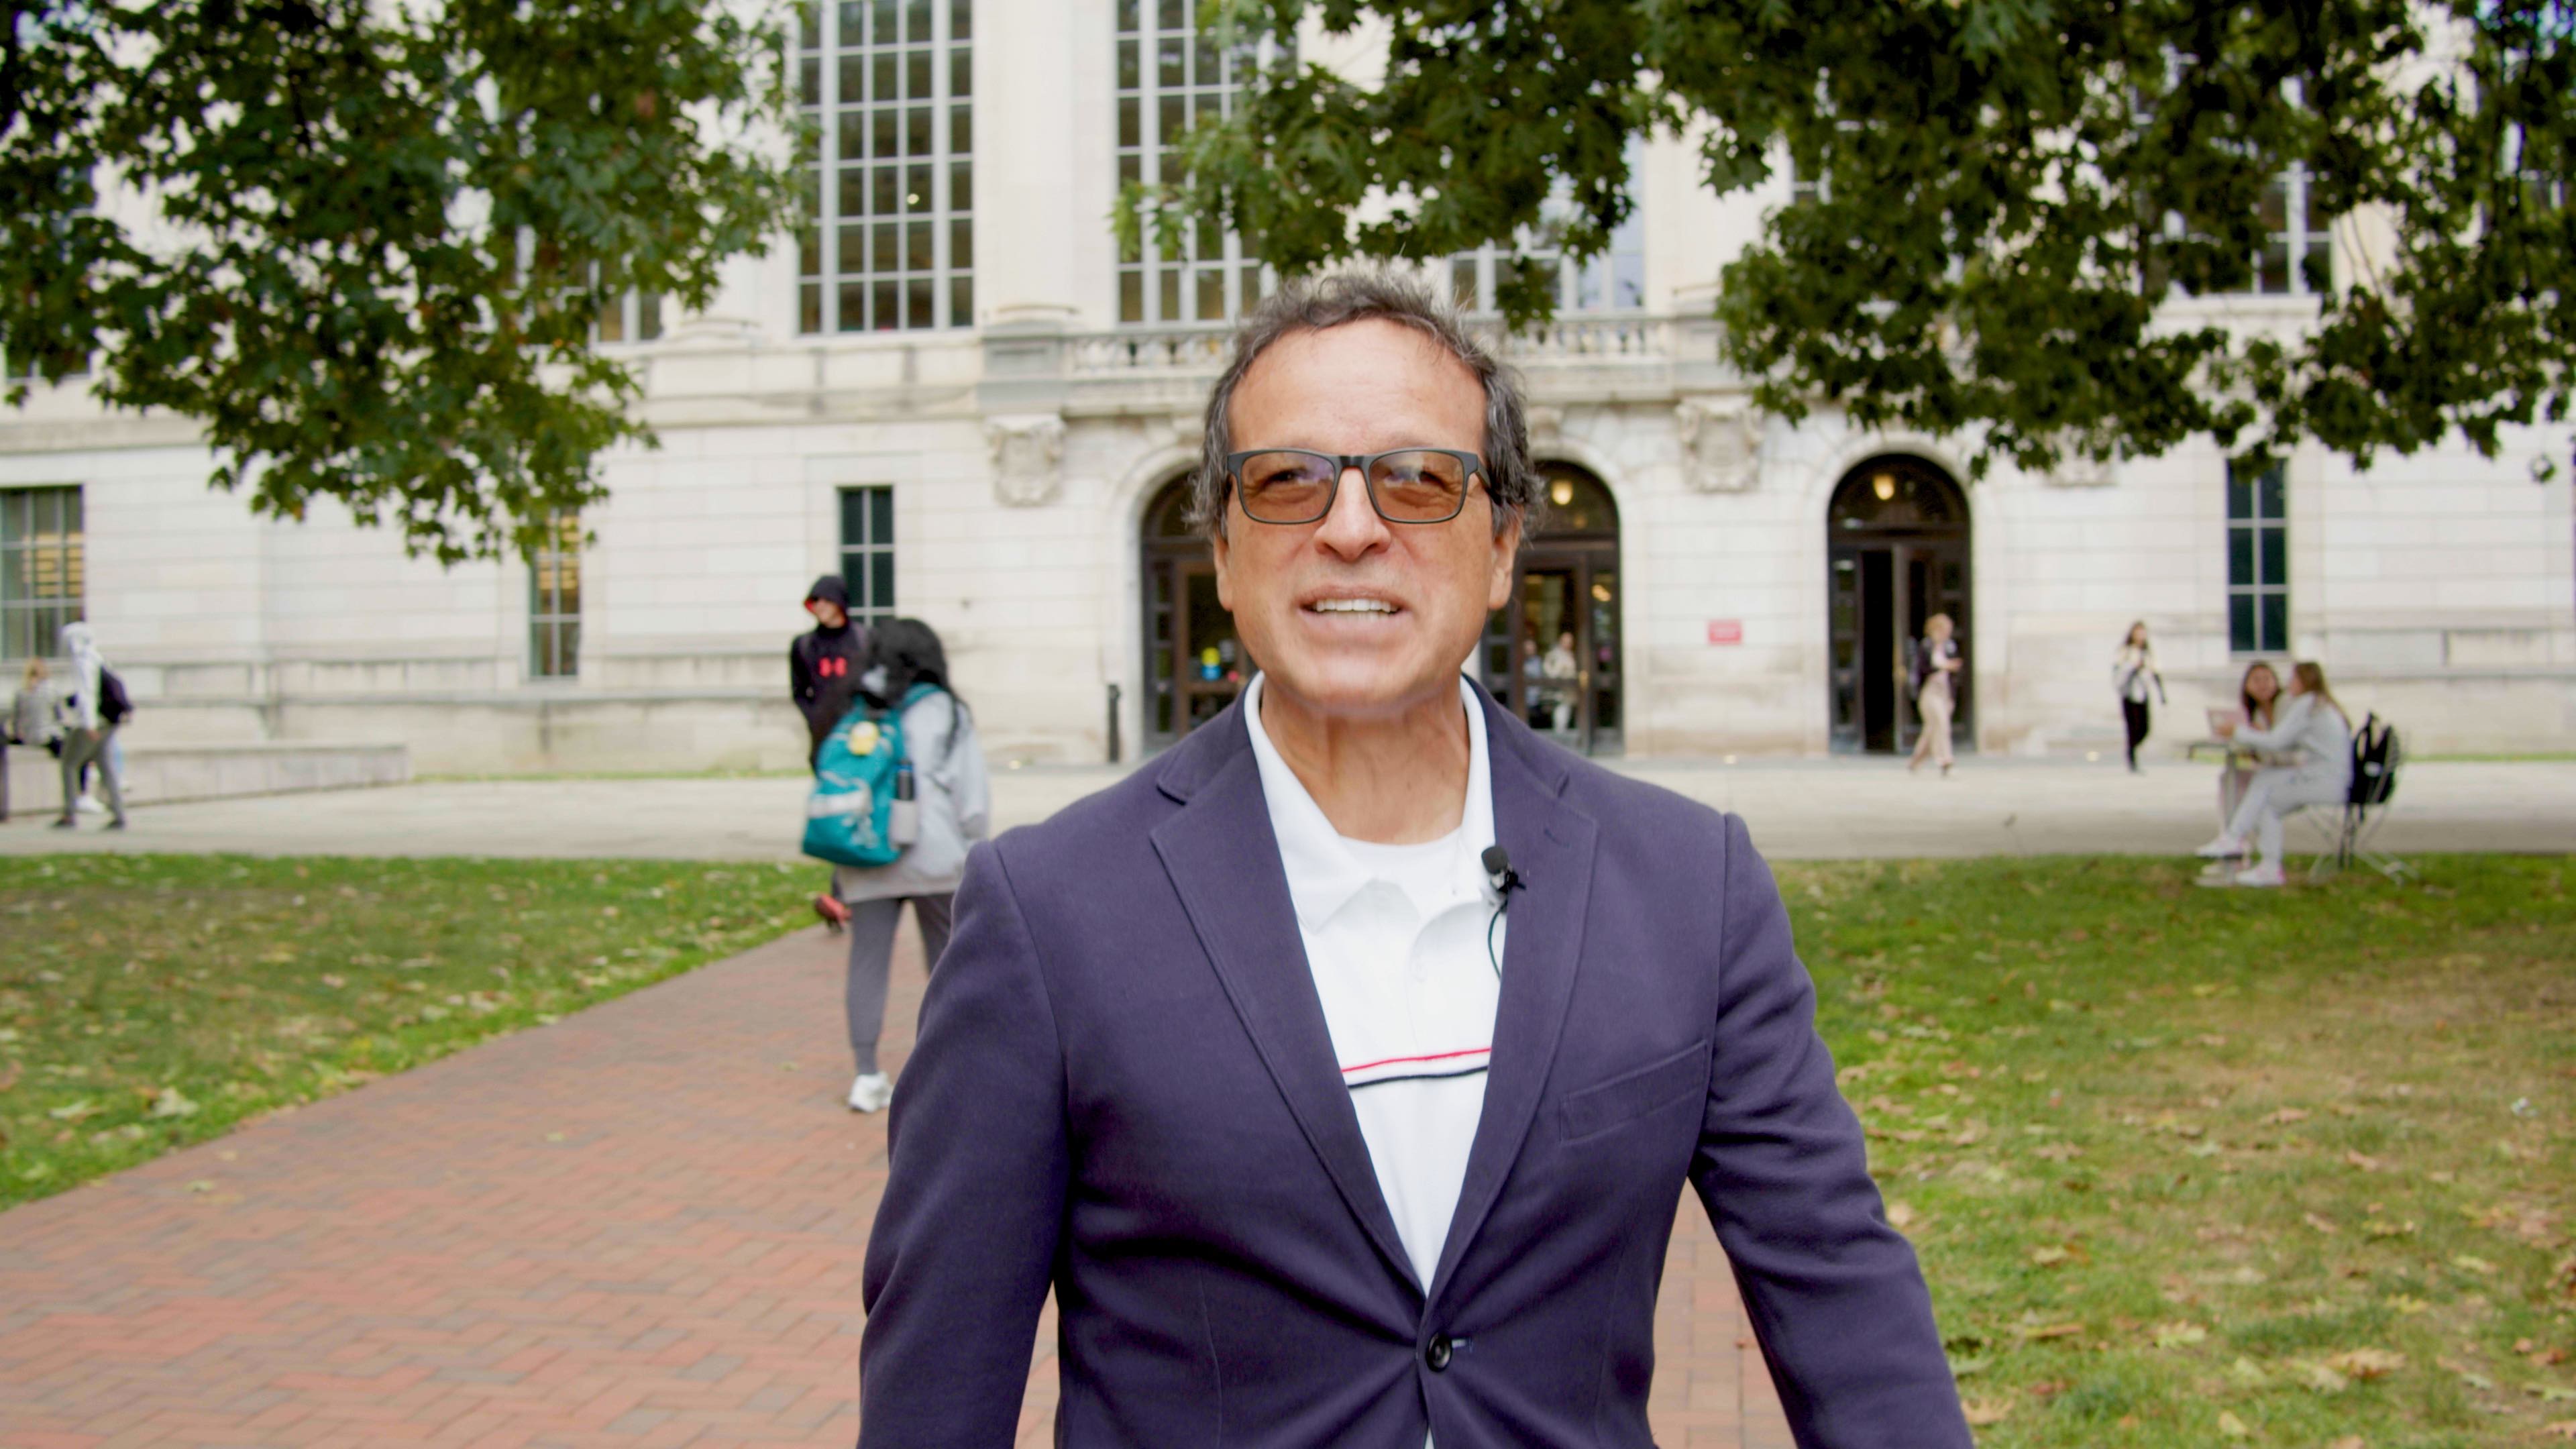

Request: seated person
left=2217, top=661, right=2282, bottom=826
left=2196, top=661, right=2353, bottom=888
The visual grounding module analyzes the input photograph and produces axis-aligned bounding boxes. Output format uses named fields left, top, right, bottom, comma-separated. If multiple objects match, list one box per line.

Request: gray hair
left=1191, top=270, right=1540, bottom=541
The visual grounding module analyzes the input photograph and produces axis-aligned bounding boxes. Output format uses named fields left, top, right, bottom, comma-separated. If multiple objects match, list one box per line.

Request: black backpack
left=2349, top=712, right=2399, bottom=808
left=99, top=668, right=133, bottom=727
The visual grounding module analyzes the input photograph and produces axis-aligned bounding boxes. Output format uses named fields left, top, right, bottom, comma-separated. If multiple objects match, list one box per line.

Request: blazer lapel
left=1149, top=709, right=1420, bottom=1297
left=1428, top=692, right=1599, bottom=1306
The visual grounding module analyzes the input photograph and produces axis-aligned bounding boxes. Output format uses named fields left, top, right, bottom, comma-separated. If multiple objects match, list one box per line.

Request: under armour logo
left=818, top=657, right=849, bottom=678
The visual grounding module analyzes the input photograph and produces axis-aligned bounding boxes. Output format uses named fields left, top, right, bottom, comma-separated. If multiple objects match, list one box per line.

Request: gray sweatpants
left=58, top=726, right=123, bottom=826
left=845, top=894, right=955, bottom=1075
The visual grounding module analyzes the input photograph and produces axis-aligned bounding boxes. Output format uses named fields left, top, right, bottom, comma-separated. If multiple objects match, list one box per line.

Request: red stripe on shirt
left=1340, top=1045, right=1493, bottom=1075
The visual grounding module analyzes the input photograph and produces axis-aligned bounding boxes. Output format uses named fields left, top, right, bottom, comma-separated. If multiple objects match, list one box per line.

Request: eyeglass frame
left=1220, top=447, right=1491, bottom=527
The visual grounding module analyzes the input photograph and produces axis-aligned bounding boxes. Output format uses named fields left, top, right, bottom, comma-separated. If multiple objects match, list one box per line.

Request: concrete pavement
left=5, top=756, right=2570, bottom=861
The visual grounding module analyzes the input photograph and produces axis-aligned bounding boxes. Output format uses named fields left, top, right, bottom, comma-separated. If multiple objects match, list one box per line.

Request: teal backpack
left=802, top=684, right=937, bottom=869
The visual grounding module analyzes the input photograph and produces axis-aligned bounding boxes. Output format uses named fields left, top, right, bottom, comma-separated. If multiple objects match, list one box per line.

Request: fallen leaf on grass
left=2545, top=1423, right=2576, bottom=1442
left=2343, top=1149, right=2385, bottom=1172
left=2326, top=1348, right=2406, bottom=1380
left=2216, top=1409, right=2251, bottom=1438
left=2019, top=1321, right=2086, bottom=1340
left=1962, top=1396, right=2013, bottom=1426
left=2385, top=1294, right=2432, bottom=1316
left=149, top=1087, right=198, bottom=1119
left=2153, top=1321, right=2210, bottom=1349
left=2296, top=1362, right=2351, bottom=1393
left=2265, top=1106, right=2309, bottom=1125
left=2435, top=1356, right=2495, bottom=1391
left=1886, top=1201, right=1917, bottom=1231
left=2030, top=1244, right=2074, bottom=1267
left=2305, top=1212, right=2341, bottom=1235
left=0, top=1061, right=19, bottom=1093
left=2229, top=1356, right=2270, bottom=1387
left=2325, top=1438, right=2364, bottom=1449
left=46, top=1099, right=97, bottom=1123
left=2451, top=1254, right=2498, bottom=1276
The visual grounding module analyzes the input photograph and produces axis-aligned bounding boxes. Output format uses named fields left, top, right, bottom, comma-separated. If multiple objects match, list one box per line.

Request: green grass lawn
left=1784, top=855, right=2576, bottom=1448
left=1, top=851, right=2569, bottom=1445
left=0, top=855, right=812, bottom=1209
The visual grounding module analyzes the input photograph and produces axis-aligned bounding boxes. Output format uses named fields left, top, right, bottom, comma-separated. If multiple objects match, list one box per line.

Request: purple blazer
left=859, top=685, right=1970, bottom=1448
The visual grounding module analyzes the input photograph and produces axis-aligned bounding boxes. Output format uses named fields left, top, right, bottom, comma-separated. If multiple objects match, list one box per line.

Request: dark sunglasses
left=1223, top=448, right=1488, bottom=525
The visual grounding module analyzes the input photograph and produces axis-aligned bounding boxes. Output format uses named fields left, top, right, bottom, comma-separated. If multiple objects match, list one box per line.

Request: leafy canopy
left=1142, top=0, right=2576, bottom=479
left=0, top=0, right=799, bottom=562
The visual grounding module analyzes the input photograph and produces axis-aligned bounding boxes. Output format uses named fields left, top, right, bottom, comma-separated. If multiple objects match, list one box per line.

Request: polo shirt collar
left=1240, top=672, right=1497, bottom=932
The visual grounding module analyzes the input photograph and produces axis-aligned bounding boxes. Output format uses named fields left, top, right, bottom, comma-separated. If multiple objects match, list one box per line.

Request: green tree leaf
left=0, top=0, right=804, bottom=562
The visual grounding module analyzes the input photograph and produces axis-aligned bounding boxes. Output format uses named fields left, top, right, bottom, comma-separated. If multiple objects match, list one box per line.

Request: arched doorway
left=1827, top=455, right=1972, bottom=754
left=1479, top=463, right=1623, bottom=755
left=1140, top=476, right=1252, bottom=751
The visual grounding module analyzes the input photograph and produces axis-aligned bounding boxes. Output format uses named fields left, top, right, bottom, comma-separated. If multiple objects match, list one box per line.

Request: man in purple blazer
left=859, top=272, right=1972, bottom=1448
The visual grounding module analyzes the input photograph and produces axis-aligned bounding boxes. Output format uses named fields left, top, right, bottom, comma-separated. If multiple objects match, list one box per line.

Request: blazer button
left=1424, top=1334, right=1453, bottom=1372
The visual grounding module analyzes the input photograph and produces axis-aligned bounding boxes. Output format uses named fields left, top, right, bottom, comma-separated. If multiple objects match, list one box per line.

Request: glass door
left=1173, top=562, right=1251, bottom=732
left=1481, top=547, right=1622, bottom=755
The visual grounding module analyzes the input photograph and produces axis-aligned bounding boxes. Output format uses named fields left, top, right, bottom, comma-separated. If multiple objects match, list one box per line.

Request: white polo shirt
left=1241, top=674, right=1504, bottom=1294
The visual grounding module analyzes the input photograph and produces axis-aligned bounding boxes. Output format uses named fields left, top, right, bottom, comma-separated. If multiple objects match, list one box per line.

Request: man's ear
left=1486, top=506, right=1523, bottom=611
left=1211, top=512, right=1234, bottom=611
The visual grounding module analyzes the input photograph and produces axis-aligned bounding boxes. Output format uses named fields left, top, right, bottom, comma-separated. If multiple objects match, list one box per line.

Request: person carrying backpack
left=52, top=621, right=127, bottom=831
left=810, top=618, right=989, bottom=1114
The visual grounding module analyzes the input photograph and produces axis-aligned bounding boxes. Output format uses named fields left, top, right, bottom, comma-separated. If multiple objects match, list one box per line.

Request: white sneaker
left=75, top=794, right=103, bottom=814
left=847, top=1072, right=894, bottom=1113
left=2233, top=864, right=2286, bottom=888
left=2194, top=834, right=2246, bottom=859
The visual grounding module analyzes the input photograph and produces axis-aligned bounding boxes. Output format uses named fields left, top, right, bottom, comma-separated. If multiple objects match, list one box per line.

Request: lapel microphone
left=1481, top=846, right=1520, bottom=980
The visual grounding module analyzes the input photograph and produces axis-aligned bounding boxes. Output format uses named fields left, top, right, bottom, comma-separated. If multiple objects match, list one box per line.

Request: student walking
left=790, top=575, right=867, bottom=764
left=2113, top=621, right=2168, bottom=773
left=1907, top=612, right=1962, bottom=775
left=826, top=618, right=989, bottom=1114
left=791, top=576, right=869, bottom=928
left=52, top=622, right=126, bottom=831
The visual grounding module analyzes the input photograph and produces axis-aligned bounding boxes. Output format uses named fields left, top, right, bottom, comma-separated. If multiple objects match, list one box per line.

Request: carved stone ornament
left=986, top=414, right=1067, bottom=507
left=1674, top=397, right=1762, bottom=493
left=1525, top=405, right=1566, bottom=449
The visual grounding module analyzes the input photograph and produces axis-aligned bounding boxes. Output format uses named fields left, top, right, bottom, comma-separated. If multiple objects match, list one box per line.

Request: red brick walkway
left=0, top=925, right=1786, bottom=1448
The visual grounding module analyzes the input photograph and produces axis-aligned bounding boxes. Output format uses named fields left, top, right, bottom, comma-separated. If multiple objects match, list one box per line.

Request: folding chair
left=2305, top=714, right=2410, bottom=883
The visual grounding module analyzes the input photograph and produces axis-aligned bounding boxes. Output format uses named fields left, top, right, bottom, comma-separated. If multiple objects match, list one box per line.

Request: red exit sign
left=1706, top=620, right=1743, bottom=645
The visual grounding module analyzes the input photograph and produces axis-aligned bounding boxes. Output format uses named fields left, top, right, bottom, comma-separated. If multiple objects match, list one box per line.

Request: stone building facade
left=2, top=0, right=2569, bottom=772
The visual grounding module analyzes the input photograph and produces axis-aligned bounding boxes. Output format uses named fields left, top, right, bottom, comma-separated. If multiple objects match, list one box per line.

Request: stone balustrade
left=1062, top=314, right=1688, bottom=379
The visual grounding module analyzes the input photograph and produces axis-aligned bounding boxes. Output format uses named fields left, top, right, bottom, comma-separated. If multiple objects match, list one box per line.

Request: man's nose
left=1313, top=464, right=1389, bottom=557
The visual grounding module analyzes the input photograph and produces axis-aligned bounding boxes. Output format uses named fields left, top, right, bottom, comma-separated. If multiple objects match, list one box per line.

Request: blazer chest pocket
left=1559, top=1037, right=1712, bottom=1144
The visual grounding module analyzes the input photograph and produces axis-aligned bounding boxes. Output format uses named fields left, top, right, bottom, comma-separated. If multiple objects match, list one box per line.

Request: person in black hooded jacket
left=791, top=575, right=867, bottom=766
left=793, top=575, right=871, bottom=932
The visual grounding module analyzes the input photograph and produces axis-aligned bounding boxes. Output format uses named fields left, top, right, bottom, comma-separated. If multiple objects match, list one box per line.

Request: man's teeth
left=1309, top=599, right=1396, bottom=614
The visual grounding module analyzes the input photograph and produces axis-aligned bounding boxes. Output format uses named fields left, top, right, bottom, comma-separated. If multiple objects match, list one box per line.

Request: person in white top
left=2112, top=621, right=2167, bottom=773
left=52, top=621, right=126, bottom=831
left=2196, top=660, right=2354, bottom=887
